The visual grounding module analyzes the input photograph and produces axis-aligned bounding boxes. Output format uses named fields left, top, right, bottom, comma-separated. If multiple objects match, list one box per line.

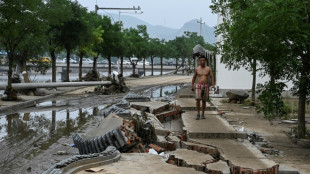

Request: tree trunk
left=143, top=57, right=146, bottom=76
left=108, top=55, right=111, bottom=76
left=93, top=55, right=98, bottom=71
left=132, top=64, right=136, bottom=75
left=21, top=55, right=30, bottom=83
left=151, top=56, right=154, bottom=76
left=65, top=50, right=70, bottom=82
left=160, top=57, right=163, bottom=75
left=297, top=58, right=308, bottom=138
left=176, top=58, right=178, bottom=70
left=50, top=50, right=56, bottom=82
left=251, top=59, right=257, bottom=105
left=213, top=55, right=216, bottom=83
left=120, top=56, right=123, bottom=75
left=187, top=57, right=191, bottom=75
left=78, top=54, right=83, bottom=81
left=7, top=51, right=13, bottom=89
left=182, top=56, right=185, bottom=74
left=5, top=50, right=18, bottom=100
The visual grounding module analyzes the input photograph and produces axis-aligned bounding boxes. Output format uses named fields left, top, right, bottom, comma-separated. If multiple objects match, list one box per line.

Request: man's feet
left=196, top=114, right=200, bottom=120
left=201, top=114, right=205, bottom=119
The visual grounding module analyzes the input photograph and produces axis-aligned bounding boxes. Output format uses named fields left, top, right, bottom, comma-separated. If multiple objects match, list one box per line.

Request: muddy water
left=142, top=84, right=184, bottom=99
left=0, top=99, right=106, bottom=173
left=0, top=84, right=186, bottom=173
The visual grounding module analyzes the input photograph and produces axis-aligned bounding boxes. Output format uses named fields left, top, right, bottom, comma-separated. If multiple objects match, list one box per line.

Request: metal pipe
left=0, top=81, right=112, bottom=90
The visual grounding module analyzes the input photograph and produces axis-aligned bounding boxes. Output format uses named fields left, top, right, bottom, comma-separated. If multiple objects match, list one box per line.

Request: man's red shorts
left=195, top=83, right=209, bottom=101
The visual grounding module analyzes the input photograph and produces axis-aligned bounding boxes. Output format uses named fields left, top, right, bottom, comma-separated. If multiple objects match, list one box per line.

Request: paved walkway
left=175, top=87, right=279, bottom=172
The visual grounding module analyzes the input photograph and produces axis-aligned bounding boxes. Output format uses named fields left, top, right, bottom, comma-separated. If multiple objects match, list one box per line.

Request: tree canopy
left=211, top=0, right=310, bottom=138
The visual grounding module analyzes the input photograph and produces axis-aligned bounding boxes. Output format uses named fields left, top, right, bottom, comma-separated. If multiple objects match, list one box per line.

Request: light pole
left=119, top=10, right=143, bottom=21
left=95, top=5, right=141, bottom=14
left=197, top=17, right=205, bottom=36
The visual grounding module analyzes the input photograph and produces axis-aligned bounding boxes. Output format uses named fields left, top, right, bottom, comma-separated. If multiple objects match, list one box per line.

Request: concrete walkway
left=176, top=87, right=279, bottom=173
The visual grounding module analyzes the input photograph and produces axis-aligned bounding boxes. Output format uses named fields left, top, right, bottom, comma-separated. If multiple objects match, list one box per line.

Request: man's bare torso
left=195, top=66, right=211, bottom=84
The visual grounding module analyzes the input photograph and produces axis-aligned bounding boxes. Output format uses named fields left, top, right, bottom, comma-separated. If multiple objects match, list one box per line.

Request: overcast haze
left=77, top=0, right=217, bottom=29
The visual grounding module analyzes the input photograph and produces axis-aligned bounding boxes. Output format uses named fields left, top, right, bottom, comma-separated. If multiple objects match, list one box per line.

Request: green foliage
left=211, top=0, right=310, bottom=137
left=29, top=61, right=51, bottom=75
left=256, top=82, right=289, bottom=121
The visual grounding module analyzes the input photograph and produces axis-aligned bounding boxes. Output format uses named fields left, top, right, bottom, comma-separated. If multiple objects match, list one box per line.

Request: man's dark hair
left=194, top=52, right=206, bottom=59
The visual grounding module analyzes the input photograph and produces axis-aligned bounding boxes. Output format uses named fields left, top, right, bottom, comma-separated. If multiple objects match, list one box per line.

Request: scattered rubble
left=131, top=111, right=157, bottom=144
left=81, top=69, right=100, bottom=81
left=94, top=72, right=129, bottom=95
left=99, top=105, right=131, bottom=118
left=247, top=131, right=282, bottom=157
left=226, top=90, right=249, bottom=104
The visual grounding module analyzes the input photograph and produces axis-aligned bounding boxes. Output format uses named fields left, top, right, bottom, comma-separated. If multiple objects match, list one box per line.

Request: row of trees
left=0, top=0, right=213, bottom=100
left=211, top=0, right=310, bottom=138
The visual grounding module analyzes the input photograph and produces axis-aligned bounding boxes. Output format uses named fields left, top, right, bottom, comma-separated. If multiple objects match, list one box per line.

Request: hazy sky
left=77, top=0, right=217, bottom=29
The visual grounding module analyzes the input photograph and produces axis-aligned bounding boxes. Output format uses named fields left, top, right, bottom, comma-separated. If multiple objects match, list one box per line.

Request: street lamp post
left=119, top=10, right=143, bottom=21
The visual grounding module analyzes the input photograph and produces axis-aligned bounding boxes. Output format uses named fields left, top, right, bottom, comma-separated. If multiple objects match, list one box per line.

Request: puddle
left=0, top=106, right=106, bottom=147
left=142, top=84, right=184, bottom=99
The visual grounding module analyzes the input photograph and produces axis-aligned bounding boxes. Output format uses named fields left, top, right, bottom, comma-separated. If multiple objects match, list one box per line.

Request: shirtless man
left=192, top=56, right=215, bottom=120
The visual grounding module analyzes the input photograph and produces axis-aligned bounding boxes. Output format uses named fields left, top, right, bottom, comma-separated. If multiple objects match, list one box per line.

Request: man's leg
left=201, top=100, right=206, bottom=119
left=196, top=99, right=200, bottom=120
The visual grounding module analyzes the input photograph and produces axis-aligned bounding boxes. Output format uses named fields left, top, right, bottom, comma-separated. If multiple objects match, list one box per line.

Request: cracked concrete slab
left=76, top=153, right=205, bottom=174
left=130, top=101, right=169, bottom=113
left=176, top=98, right=216, bottom=111
left=169, top=149, right=214, bottom=166
left=206, top=160, right=230, bottom=174
left=182, top=111, right=247, bottom=139
left=191, top=138, right=278, bottom=170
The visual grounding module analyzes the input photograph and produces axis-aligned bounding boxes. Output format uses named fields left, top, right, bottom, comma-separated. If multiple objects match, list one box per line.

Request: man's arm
left=192, top=69, right=197, bottom=91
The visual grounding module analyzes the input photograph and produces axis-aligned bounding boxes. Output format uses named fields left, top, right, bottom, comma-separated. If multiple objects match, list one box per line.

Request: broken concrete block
left=124, top=92, right=150, bottom=102
left=206, top=160, right=230, bottom=174
left=167, top=135, right=181, bottom=149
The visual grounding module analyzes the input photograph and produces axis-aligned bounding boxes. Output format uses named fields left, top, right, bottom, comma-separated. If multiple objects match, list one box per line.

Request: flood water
left=0, top=105, right=106, bottom=143
left=0, top=83, right=185, bottom=173
left=142, top=84, right=185, bottom=99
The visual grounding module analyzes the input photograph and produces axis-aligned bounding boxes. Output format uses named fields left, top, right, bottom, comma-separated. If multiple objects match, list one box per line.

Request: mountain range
left=105, top=13, right=216, bottom=44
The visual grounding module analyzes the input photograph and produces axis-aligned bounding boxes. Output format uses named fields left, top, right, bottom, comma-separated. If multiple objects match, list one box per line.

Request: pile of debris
left=45, top=92, right=185, bottom=173
left=226, top=90, right=249, bottom=104
left=72, top=114, right=143, bottom=154
left=95, top=72, right=129, bottom=95
left=81, top=69, right=100, bottom=81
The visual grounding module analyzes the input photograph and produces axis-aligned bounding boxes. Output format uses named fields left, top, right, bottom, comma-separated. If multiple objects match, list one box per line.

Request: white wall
left=216, top=54, right=269, bottom=89
left=215, top=14, right=293, bottom=90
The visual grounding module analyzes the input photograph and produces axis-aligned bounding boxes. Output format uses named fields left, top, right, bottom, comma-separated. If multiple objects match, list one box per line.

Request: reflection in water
left=151, top=85, right=182, bottom=98
left=0, top=106, right=99, bottom=149
left=50, top=110, right=56, bottom=136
